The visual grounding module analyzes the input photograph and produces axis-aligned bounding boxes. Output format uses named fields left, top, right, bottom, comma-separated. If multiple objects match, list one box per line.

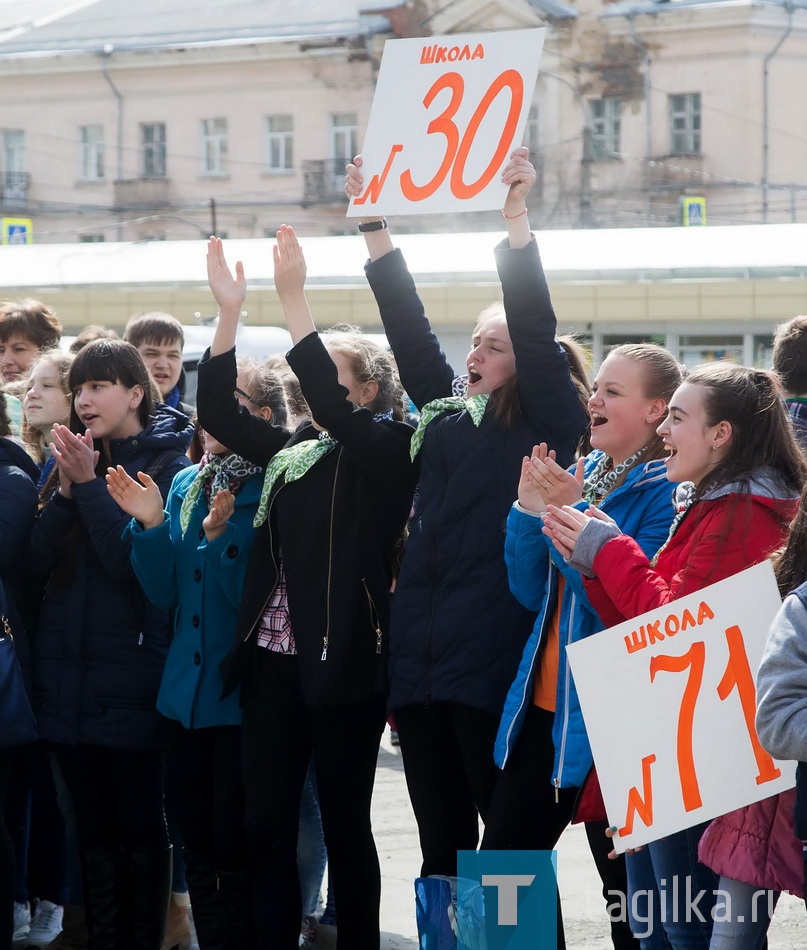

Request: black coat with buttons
left=196, top=333, right=418, bottom=707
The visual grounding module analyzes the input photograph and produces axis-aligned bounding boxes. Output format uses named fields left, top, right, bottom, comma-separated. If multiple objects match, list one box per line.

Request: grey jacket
left=756, top=583, right=807, bottom=762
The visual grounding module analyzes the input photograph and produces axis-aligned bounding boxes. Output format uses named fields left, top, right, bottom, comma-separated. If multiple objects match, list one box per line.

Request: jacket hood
left=0, top=436, right=40, bottom=483
left=108, top=404, right=194, bottom=462
left=701, top=466, right=799, bottom=506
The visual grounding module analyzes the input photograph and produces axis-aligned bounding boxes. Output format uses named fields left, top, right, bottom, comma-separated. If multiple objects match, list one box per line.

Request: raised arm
left=197, top=238, right=290, bottom=467
left=207, top=236, right=246, bottom=357
left=272, top=225, right=316, bottom=345
left=345, top=157, right=455, bottom=408
left=272, top=225, right=415, bottom=486
left=345, top=157, right=394, bottom=263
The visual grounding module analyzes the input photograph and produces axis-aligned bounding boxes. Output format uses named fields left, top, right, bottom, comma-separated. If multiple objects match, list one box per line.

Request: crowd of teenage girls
left=1, top=147, right=807, bottom=950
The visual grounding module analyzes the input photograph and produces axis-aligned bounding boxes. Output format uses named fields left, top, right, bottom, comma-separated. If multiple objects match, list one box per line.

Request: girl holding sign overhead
left=346, top=148, right=588, bottom=877
left=542, top=363, right=805, bottom=949
left=486, top=344, right=684, bottom=950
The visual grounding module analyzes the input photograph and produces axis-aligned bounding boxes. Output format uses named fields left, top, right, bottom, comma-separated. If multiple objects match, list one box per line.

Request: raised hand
left=517, top=443, right=555, bottom=513
left=526, top=444, right=586, bottom=511
left=207, top=236, right=246, bottom=316
left=50, top=424, right=99, bottom=485
left=106, top=465, right=165, bottom=530
left=501, top=146, right=537, bottom=208
left=345, top=156, right=364, bottom=201
left=273, top=225, right=306, bottom=302
left=202, top=488, right=235, bottom=542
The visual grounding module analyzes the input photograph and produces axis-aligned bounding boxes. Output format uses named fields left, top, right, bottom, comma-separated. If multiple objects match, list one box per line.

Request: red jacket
left=698, top=787, right=803, bottom=896
left=583, top=478, right=799, bottom=881
left=584, top=487, right=796, bottom=626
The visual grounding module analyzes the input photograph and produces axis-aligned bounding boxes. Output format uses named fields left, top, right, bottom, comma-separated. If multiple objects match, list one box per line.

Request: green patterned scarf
left=253, top=435, right=336, bottom=527
left=409, top=394, right=489, bottom=461
left=178, top=452, right=261, bottom=537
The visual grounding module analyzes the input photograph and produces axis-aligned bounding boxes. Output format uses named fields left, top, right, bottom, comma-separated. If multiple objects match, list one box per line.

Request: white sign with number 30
left=346, top=28, right=545, bottom=217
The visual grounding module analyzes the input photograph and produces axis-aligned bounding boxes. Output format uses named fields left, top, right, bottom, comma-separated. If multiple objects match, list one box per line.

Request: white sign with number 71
left=346, top=28, right=546, bottom=217
left=566, top=560, right=795, bottom=854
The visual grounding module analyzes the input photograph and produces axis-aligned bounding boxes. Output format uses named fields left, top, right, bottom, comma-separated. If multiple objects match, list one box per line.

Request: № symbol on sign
left=355, top=69, right=524, bottom=206
left=619, top=624, right=781, bottom=837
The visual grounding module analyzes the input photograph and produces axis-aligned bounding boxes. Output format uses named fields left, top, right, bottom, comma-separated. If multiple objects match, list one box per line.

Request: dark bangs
left=68, top=339, right=153, bottom=430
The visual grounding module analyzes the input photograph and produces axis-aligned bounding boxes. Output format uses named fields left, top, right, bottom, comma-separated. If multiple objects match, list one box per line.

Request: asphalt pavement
left=372, top=726, right=806, bottom=949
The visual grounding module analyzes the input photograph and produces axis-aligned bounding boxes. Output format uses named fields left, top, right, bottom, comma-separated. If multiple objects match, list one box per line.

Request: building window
left=330, top=112, right=358, bottom=165
left=79, top=233, right=105, bottom=242
left=523, top=104, right=540, bottom=157
left=266, top=115, right=293, bottom=172
left=2, top=130, right=24, bottom=174
left=79, top=125, right=104, bottom=180
left=141, top=123, right=167, bottom=178
left=669, top=93, right=701, bottom=155
left=202, top=118, right=228, bottom=176
left=678, top=334, right=741, bottom=367
left=591, top=98, right=621, bottom=158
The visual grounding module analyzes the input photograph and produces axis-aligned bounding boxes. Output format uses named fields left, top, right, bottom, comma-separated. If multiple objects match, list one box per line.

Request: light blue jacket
left=495, top=453, right=678, bottom=790
left=128, top=464, right=263, bottom=729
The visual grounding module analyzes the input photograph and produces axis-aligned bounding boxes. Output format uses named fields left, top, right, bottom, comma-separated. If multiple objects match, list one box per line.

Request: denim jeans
left=297, top=762, right=326, bottom=918
left=626, top=849, right=672, bottom=950
left=626, top=823, right=718, bottom=949
left=709, top=877, right=777, bottom=949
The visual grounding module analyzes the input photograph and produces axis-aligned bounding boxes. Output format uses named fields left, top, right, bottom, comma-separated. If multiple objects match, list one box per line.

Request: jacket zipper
left=501, top=557, right=554, bottom=769
left=362, top=578, right=383, bottom=654
left=554, top=590, right=577, bottom=801
left=321, top=448, right=343, bottom=661
left=244, top=483, right=286, bottom=644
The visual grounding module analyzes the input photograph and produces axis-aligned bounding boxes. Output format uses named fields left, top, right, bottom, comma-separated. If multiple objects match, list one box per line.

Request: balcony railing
left=1, top=172, right=30, bottom=209
left=643, top=154, right=704, bottom=190
left=302, top=159, right=349, bottom=204
left=113, top=177, right=172, bottom=210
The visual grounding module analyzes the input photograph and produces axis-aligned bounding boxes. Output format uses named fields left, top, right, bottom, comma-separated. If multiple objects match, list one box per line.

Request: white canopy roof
left=2, top=223, right=806, bottom=292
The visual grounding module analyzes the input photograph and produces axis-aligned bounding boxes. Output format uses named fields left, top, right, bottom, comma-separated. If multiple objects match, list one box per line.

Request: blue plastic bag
left=415, top=875, right=487, bottom=950
left=415, top=876, right=455, bottom=949
left=454, top=880, right=487, bottom=950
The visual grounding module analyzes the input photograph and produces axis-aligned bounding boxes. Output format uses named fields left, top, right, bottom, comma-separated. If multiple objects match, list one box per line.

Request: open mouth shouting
left=590, top=411, right=607, bottom=428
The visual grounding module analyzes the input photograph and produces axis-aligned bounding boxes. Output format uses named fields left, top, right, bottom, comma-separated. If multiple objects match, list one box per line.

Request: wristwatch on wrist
left=357, top=218, right=388, bottom=233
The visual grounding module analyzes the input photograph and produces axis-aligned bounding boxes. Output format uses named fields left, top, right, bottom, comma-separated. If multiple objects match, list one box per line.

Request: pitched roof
left=0, top=0, right=392, bottom=56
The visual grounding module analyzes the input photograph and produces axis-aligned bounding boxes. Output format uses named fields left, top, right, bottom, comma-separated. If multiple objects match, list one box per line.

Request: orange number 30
left=400, top=69, right=524, bottom=203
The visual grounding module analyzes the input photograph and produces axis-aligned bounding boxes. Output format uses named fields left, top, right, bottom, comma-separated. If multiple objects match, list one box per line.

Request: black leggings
left=52, top=744, right=168, bottom=852
left=394, top=700, right=501, bottom=878
left=0, top=750, right=13, bottom=950
left=240, top=646, right=386, bottom=950
left=165, top=721, right=246, bottom=872
left=482, top=705, right=637, bottom=950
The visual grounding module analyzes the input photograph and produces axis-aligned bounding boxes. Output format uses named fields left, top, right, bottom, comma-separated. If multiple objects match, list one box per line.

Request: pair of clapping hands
left=48, top=428, right=234, bottom=542
left=518, top=444, right=616, bottom=558
left=105, top=468, right=233, bottom=544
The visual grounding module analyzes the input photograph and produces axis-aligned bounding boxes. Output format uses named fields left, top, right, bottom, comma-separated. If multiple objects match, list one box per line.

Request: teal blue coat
left=128, top=464, right=263, bottom=729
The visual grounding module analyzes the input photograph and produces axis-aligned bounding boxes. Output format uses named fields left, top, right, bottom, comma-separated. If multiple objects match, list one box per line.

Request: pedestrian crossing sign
left=2, top=217, right=33, bottom=244
left=681, top=197, right=706, bottom=227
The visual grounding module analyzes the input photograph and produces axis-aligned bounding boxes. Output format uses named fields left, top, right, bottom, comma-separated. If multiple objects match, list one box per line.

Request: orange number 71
left=650, top=625, right=781, bottom=813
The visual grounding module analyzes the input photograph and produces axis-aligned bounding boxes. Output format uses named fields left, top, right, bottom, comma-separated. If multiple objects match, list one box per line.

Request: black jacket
left=364, top=238, right=588, bottom=716
left=196, top=332, right=417, bottom=707
left=0, top=438, right=39, bottom=688
left=30, top=406, right=193, bottom=748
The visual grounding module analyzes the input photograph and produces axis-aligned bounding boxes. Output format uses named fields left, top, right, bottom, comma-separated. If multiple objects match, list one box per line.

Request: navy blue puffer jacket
left=30, top=406, right=193, bottom=749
